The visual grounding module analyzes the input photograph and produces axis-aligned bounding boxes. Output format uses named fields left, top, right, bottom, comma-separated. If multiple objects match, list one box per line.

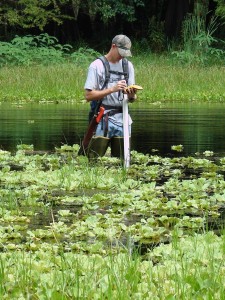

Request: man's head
left=112, top=34, right=132, bottom=57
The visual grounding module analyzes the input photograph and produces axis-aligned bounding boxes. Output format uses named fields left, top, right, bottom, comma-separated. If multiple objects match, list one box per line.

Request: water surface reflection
left=1, top=102, right=225, bottom=156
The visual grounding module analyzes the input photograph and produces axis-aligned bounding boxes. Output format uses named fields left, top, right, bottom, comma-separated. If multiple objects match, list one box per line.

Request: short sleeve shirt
left=84, top=58, right=135, bottom=125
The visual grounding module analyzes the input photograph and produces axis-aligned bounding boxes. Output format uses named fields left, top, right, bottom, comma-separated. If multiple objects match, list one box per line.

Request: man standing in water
left=84, top=34, right=137, bottom=158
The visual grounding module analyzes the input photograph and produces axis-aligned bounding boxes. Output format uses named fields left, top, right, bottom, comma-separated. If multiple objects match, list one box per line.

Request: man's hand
left=124, top=84, right=143, bottom=92
left=124, top=86, right=137, bottom=95
left=123, top=86, right=137, bottom=102
left=111, top=80, right=127, bottom=93
left=123, top=84, right=143, bottom=102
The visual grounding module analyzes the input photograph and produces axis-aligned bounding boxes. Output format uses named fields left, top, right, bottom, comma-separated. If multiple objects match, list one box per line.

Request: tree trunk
left=71, top=0, right=80, bottom=20
left=165, top=0, right=190, bottom=38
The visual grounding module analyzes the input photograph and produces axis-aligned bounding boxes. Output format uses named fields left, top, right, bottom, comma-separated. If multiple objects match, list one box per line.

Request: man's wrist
left=128, top=95, right=136, bottom=100
left=128, top=95, right=136, bottom=102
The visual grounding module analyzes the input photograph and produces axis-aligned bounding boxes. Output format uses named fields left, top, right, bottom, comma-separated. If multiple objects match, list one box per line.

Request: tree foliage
left=214, top=0, right=225, bottom=20
left=0, top=0, right=145, bottom=30
left=87, top=0, right=145, bottom=23
left=0, top=0, right=224, bottom=48
left=0, top=0, right=71, bottom=30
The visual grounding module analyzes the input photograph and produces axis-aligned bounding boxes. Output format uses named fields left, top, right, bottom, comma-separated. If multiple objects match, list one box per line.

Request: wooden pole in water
left=123, top=96, right=130, bottom=168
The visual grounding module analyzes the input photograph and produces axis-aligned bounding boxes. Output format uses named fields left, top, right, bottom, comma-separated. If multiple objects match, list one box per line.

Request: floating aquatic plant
left=0, top=144, right=224, bottom=298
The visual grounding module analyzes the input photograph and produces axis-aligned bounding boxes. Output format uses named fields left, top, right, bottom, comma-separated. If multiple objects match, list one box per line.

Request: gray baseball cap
left=112, top=34, right=132, bottom=57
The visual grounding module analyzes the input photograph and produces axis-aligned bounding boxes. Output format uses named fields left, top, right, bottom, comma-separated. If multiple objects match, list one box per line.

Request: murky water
left=1, top=102, right=225, bottom=156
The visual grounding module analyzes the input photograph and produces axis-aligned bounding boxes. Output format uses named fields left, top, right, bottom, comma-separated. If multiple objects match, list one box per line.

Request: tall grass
left=0, top=231, right=224, bottom=299
left=0, top=64, right=86, bottom=102
left=0, top=55, right=224, bottom=103
left=172, top=14, right=225, bottom=65
left=133, top=54, right=225, bottom=102
left=0, top=33, right=224, bottom=103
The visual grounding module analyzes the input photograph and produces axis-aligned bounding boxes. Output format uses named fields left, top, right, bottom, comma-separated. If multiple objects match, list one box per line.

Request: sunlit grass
left=0, top=64, right=86, bottom=102
left=0, top=232, right=224, bottom=299
left=0, top=55, right=224, bottom=103
left=132, top=54, right=225, bottom=102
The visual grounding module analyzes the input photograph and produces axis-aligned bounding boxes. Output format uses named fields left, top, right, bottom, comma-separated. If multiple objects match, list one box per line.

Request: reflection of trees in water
left=0, top=104, right=88, bottom=151
left=131, top=106, right=225, bottom=156
left=2, top=104, right=225, bottom=155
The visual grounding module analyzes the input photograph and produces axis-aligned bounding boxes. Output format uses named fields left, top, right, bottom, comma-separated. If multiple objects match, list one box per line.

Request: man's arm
left=85, top=87, right=114, bottom=102
left=85, top=80, right=128, bottom=102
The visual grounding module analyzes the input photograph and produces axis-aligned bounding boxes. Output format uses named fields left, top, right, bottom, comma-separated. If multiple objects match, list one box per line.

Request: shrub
left=171, top=15, right=225, bottom=65
left=0, top=33, right=72, bottom=66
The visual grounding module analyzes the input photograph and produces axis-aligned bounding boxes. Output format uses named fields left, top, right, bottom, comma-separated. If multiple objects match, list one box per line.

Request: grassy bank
left=133, top=55, right=225, bottom=102
left=0, top=55, right=224, bottom=103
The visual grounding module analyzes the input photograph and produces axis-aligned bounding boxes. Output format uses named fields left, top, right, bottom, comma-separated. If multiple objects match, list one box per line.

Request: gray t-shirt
left=84, top=58, right=135, bottom=126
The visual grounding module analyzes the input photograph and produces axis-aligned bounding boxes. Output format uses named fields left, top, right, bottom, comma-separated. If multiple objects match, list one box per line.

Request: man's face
left=113, top=44, right=123, bottom=60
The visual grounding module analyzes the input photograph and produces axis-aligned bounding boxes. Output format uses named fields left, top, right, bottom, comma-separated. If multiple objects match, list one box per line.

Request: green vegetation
left=0, top=64, right=85, bottom=102
left=0, top=0, right=225, bottom=300
left=0, top=145, right=225, bottom=298
left=0, top=0, right=145, bottom=31
left=0, top=34, right=224, bottom=103
left=0, top=32, right=224, bottom=297
left=1, top=0, right=224, bottom=49
left=134, top=55, right=225, bottom=103
left=0, top=2, right=224, bottom=297
left=0, top=56, right=224, bottom=103
left=0, top=233, right=224, bottom=299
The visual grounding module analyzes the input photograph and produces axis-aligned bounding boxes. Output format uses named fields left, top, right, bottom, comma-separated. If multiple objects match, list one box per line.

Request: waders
left=87, top=136, right=110, bottom=159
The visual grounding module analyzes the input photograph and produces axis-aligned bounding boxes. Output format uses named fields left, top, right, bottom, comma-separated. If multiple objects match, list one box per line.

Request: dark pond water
left=1, top=102, right=225, bottom=156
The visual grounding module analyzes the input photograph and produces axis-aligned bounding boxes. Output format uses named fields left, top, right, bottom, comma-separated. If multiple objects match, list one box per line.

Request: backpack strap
left=122, top=58, right=129, bottom=84
left=89, top=56, right=110, bottom=117
left=98, top=56, right=129, bottom=87
left=98, top=56, right=110, bottom=90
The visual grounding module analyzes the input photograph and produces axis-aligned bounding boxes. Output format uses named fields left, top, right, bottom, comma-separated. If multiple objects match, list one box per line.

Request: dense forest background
left=0, top=0, right=224, bottom=52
